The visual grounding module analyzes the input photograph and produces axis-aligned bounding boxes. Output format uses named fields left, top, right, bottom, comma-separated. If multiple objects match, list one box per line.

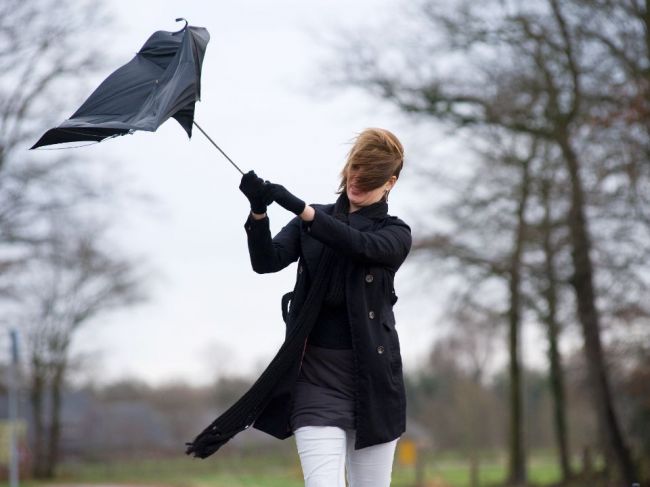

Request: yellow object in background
left=0, top=420, right=27, bottom=465
left=397, top=438, right=417, bottom=466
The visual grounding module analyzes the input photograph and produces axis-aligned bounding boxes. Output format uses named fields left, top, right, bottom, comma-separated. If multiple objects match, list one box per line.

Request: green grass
left=0, top=448, right=600, bottom=487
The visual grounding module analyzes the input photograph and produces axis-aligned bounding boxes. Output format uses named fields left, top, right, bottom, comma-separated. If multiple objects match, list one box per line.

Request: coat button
left=298, top=265, right=303, bottom=274
left=377, top=345, right=385, bottom=354
left=368, top=310, right=375, bottom=319
left=365, top=274, right=374, bottom=283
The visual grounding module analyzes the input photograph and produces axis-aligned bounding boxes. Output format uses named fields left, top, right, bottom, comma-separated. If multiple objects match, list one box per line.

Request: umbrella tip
left=174, top=18, right=188, bottom=31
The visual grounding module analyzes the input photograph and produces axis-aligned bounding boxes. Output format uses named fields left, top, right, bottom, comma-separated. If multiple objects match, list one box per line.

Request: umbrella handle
left=193, top=121, right=245, bottom=175
left=174, top=18, right=188, bottom=33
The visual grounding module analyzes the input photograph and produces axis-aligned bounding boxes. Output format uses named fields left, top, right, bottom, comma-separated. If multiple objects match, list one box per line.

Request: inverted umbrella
left=30, top=18, right=243, bottom=174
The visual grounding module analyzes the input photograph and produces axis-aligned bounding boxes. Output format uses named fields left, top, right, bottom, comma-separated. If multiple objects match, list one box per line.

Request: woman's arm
left=244, top=211, right=301, bottom=273
left=299, top=205, right=412, bottom=268
left=266, top=183, right=411, bottom=268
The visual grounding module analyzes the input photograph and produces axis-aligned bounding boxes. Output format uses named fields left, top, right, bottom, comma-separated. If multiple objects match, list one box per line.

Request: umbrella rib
left=193, top=121, right=244, bottom=175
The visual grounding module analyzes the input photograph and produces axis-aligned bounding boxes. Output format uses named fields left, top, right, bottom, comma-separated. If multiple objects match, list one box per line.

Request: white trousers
left=293, top=425, right=399, bottom=487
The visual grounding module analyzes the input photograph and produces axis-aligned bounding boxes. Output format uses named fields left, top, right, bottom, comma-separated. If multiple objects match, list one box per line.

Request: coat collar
left=328, top=191, right=388, bottom=223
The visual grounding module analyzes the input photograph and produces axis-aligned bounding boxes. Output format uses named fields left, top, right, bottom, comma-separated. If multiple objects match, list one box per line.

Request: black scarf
left=322, top=194, right=350, bottom=307
left=184, top=192, right=387, bottom=459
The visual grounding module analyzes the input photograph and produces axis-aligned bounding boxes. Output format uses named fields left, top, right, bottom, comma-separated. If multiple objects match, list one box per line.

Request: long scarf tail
left=185, top=247, right=337, bottom=459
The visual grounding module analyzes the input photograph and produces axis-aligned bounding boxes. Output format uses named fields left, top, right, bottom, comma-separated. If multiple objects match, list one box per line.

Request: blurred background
left=0, top=0, right=648, bottom=486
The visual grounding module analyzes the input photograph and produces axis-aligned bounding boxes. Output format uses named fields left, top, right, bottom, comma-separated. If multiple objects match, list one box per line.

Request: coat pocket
left=381, top=307, right=396, bottom=331
left=381, top=309, right=402, bottom=377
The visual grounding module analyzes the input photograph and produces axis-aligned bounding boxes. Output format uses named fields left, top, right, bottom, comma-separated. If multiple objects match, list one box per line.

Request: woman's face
left=346, top=166, right=396, bottom=208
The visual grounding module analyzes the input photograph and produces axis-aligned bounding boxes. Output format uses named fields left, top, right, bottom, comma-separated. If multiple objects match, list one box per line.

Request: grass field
left=0, top=448, right=596, bottom=487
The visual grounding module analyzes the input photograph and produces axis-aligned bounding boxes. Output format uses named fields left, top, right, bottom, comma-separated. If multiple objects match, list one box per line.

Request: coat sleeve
left=244, top=212, right=301, bottom=273
left=304, top=207, right=412, bottom=268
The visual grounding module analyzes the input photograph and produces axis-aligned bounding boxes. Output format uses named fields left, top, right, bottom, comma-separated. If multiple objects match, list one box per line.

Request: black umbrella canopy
left=31, top=19, right=210, bottom=149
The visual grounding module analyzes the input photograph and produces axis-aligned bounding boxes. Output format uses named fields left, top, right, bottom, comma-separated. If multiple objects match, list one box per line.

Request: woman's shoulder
left=385, top=213, right=411, bottom=230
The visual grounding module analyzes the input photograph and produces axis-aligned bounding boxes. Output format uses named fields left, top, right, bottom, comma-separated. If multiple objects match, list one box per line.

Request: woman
left=239, top=127, right=411, bottom=487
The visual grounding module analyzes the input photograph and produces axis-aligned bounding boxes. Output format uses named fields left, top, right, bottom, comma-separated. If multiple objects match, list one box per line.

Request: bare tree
left=0, top=0, right=109, bottom=159
left=408, top=127, right=539, bottom=485
left=324, top=0, right=643, bottom=482
left=530, top=154, right=573, bottom=480
left=7, top=214, right=145, bottom=477
left=0, top=0, right=113, bottom=271
left=0, top=0, right=155, bottom=477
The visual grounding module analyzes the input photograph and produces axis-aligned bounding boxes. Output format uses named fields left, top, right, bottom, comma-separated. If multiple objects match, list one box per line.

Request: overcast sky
left=53, top=0, right=552, bottom=388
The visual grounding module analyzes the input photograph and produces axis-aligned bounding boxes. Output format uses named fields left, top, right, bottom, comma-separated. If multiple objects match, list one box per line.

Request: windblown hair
left=336, top=128, right=404, bottom=195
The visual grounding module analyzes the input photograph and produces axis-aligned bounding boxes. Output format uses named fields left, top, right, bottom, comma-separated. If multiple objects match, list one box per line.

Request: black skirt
left=290, top=343, right=356, bottom=432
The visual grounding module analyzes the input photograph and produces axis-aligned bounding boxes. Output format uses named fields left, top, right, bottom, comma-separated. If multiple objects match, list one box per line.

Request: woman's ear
left=387, top=175, right=397, bottom=190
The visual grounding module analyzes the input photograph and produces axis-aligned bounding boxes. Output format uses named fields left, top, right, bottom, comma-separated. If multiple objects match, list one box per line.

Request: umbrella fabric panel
left=31, top=127, right=131, bottom=147
left=31, top=24, right=209, bottom=149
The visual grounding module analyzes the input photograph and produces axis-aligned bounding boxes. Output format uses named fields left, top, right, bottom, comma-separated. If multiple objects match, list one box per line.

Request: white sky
left=58, top=0, right=553, bottom=387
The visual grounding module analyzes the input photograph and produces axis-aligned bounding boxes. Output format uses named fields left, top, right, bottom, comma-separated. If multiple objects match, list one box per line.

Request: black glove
left=267, top=183, right=306, bottom=215
left=239, top=170, right=273, bottom=214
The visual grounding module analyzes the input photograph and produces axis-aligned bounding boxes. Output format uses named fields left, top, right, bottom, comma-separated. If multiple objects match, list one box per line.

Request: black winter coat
left=246, top=196, right=412, bottom=449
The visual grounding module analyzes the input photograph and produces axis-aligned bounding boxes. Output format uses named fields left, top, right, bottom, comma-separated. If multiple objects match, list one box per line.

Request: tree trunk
left=540, top=176, right=572, bottom=481
left=469, top=445, right=480, bottom=487
left=558, top=135, right=638, bottom=484
left=507, top=159, right=531, bottom=486
left=29, top=359, right=46, bottom=479
left=44, top=361, right=65, bottom=478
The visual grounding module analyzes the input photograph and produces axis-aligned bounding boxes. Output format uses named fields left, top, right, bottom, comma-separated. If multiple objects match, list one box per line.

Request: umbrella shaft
left=193, top=121, right=244, bottom=175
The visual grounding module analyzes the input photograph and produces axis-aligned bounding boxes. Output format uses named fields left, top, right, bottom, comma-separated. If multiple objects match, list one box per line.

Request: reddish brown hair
left=336, top=128, right=404, bottom=194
